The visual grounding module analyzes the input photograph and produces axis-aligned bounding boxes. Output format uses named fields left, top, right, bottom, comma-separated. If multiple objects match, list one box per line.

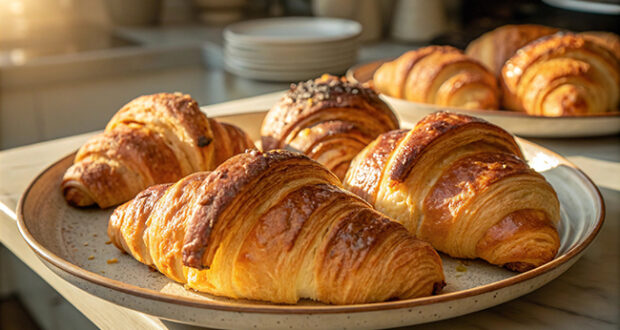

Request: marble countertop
left=0, top=91, right=618, bottom=329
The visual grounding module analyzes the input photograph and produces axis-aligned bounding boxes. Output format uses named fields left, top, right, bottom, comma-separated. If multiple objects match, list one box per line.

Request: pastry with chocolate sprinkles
left=261, top=74, right=399, bottom=179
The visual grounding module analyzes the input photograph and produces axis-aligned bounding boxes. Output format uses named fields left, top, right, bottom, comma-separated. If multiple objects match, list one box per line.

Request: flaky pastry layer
left=109, top=150, right=445, bottom=304
left=261, top=75, right=399, bottom=180
left=62, top=93, right=254, bottom=208
left=374, top=46, right=499, bottom=110
left=344, top=112, right=561, bottom=272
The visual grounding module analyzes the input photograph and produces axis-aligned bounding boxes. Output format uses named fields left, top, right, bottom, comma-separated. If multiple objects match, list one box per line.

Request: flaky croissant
left=501, top=33, right=620, bottom=116
left=261, top=74, right=399, bottom=180
left=344, top=112, right=561, bottom=272
left=579, top=31, right=620, bottom=61
left=108, top=150, right=445, bottom=304
left=62, top=93, right=254, bottom=208
left=373, top=46, right=500, bottom=110
left=465, top=24, right=559, bottom=76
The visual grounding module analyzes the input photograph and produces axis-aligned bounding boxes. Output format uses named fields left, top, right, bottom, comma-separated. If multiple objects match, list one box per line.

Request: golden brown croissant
left=373, top=46, right=500, bottom=110
left=260, top=74, right=399, bottom=180
left=62, top=93, right=254, bottom=208
left=501, top=33, right=620, bottom=116
left=465, top=24, right=559, bottom=75
left=579, top=31, right=620, bottom=61
left=344, top=112, right=561, bottom=272
left=108, top=150, right=445, bottom=304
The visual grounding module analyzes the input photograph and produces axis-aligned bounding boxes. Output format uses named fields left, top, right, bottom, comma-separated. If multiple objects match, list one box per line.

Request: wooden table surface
left=1, top=93, right=618, bottom=329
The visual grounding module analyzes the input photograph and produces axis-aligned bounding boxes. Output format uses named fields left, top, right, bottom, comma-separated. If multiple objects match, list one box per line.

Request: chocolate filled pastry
left=501, top=33, right=619, bottom=116
left=465, top=24, right=559, bottom=76
left=373, top=46, right=499, bottom=110
left=344, top=112, right=561, bottom=272
left=260, top=74, right=399, bottom=180
left=108, top=150, right=445, bottom=304
left=62, top=93, right=255, bottom=208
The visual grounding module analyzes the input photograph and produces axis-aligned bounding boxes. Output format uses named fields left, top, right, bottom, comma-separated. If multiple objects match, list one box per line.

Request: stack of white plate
left=224, top=17, right=362, bottom=82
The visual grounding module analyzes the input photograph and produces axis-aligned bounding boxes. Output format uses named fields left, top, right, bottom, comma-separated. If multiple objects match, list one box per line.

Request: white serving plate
left=224, top=17, right=362, bottom=45
left=347, top=60, right=620, bottom=138
left=17, top=111, right=605, bottom=329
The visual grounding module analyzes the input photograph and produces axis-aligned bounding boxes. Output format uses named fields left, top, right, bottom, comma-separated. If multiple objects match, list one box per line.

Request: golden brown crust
left=343, top=111, right=560, bottom=272
left=108, top=183, right=172, bottom=265
left=61, top=93, right=255, bottom=208
left=182, top=150, right=312, bottom=269
left=373, top=46, right=499, bottom=110
left=240, top=183, right=344, bottom=257
left=374, top=46, right=454, bottom=98
left=501, top=33, right=620, bottom=115
left=388, top=112, right=522, bottom=183
left=63, top=126, right=185, bottom=208
left=209, top=119, right=256, bottom=166
left=106, top=93, right=212, bottom=148
left=315, top=207, right=445, bottom=304
left=580, top=31, right=620, bottom=61
left=420, top=152, right=540, bottom=246
left=108, top=150, right=445, bottom=304
left=344, top=129, right=408, bottom=204
left=261, top=74, right=399, bottom=180
left=466, top=24, right=559, bottom=75
left=477, top=209, right=559, bottom=272
left=262, top=75, right=397, bottom=149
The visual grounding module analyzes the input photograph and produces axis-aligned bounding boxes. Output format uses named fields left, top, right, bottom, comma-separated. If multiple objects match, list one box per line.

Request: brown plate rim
left=346, top=59, right=620, bottom=119
left=16, top=139, right=605, bottom=315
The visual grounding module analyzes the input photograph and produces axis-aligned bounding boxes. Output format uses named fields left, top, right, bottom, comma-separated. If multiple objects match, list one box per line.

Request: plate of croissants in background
left=347, top=24, right=620, bottom=138
left=17, top=74, right=604, bottom=329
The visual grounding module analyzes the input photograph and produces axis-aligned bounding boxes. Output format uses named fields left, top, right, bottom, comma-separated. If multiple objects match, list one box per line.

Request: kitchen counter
left=0, top=24, right=415, bottom=150
left=0, top=91, right=618, bottom=329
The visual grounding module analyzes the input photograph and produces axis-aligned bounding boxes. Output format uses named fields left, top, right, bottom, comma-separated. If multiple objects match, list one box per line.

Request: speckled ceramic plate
left=17, top=112, right=604, bottom=329
left=346, top=60, right=620, bottom=138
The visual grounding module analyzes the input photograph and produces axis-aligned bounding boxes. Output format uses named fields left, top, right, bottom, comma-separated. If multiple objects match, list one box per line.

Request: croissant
left=260, top=74, right=399, bottom=180
left=579, top=31, right=620, bottom=61
left=344, top=112, right=561, bottom=272
left=465, top=24, right=559, bottom=75
left=108, top=150, right=445, bottom=304
left=373, top=46, right=500, bottom=110
left=62, top=93, right=254, bottom=208
left=501, top=33, right=620, bottom=116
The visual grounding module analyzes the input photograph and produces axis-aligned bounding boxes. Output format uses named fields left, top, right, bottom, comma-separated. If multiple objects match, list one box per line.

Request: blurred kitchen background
left=0, top=0, right=618, bottom=329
